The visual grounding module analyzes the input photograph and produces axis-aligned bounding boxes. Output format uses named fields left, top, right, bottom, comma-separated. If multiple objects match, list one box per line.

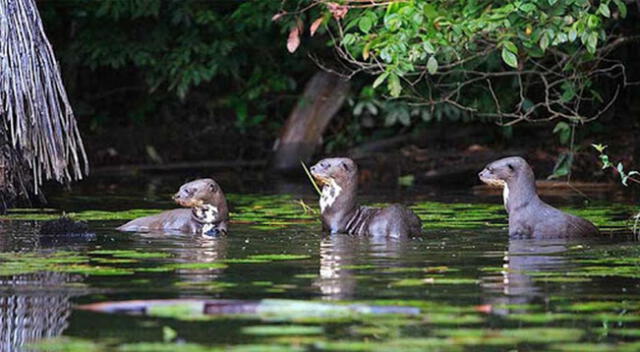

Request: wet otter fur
left=479, top=156, right=599, bottom=238
left=310, top=157, right=422, bottom=238
left=117, top=178, right=228, bottom=236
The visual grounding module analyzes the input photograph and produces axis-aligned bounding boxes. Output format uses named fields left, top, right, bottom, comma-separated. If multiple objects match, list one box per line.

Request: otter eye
left=209, top=183, right=217, bottom=191
left=487, top=167, right=493, bottom=172
left=507, top=164, right=514, bottom=171
left=320, top=162, right=327, bottom=168
left=341, top=162, right=350, bottom=171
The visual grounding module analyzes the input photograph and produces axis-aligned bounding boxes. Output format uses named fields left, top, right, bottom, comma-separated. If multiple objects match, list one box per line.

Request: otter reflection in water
left=481, top=236, right=573, bottom=311
left=315, top=234, right=407, bottom=300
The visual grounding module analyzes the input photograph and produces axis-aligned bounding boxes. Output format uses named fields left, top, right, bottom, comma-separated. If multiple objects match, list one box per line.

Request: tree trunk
left=270, top=71, right=350, bottom=172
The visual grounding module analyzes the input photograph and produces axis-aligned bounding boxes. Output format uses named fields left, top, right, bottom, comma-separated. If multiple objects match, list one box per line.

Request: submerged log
left=270, top=71, right=350, bottom=172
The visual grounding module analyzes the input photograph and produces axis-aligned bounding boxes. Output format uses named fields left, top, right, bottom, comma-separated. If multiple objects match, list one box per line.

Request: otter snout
left=309, top=163, right=326, bottom=180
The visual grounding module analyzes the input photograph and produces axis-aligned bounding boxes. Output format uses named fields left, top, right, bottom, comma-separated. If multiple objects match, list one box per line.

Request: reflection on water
left=0, top=178, right=638, bottom=351
left=316, top=234, right=412, bottom=300
left=482, top=237, right=571, bottom=312
left=0, top=224, right=89, bottom=351
left=0, top=273, right=77, bottom=351
left=316, top=235, right=358, bottom=300
left=138, top=232, right=229, bottom=287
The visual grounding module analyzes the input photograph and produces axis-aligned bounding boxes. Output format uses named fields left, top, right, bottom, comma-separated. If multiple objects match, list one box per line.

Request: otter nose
left=172, top=193, right=180, bottom=200
left=310, top=165, right=317, bottom=173
left=478, top=171, right=484, bottom=178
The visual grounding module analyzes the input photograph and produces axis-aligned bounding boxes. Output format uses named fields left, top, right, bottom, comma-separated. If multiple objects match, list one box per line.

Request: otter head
left=309, top=158, right=357, bottom=187
left=310, top=158, right=358, bottom=213
left=478, top=156, right=532, bottom=187
left=173, top=178, right=224, bottom=208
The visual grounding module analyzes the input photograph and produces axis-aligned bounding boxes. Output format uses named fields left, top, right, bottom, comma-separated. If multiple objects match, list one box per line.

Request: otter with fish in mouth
left=309, top=157, right=422, bottom=238
left=478, top=156, right=599, bottom=238
left=117, top=178, right=229, bottom=236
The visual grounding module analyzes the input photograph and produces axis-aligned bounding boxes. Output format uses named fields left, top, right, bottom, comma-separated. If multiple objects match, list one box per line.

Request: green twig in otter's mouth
left=301, top=161, right=322, bottom=196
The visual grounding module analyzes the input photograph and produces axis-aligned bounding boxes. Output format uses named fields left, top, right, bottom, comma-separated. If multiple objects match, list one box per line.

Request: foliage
left=593, top=143, right=640, bottom=233
left=278, top=0, right=636, bottom=126
left=39, top=0, right=307, bottom=129
left=593, top=144, right=640, bottom=186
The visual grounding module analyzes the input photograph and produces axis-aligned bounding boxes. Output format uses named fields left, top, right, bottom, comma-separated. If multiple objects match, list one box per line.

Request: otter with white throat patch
left=478, top=156, right=599, bottom=238
left=117, top=178, right=229, bottom=236
left=310, top=158, right=422, bottom=238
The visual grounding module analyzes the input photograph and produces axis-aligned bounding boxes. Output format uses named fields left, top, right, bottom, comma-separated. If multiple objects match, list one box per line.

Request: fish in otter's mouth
left=175, top=198, right=204, bottom=208
left=480, top=177, right=506, bottom=188
left=310, top=173, right=332, bottom=187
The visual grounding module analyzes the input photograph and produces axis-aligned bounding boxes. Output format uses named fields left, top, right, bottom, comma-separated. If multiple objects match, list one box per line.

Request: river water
left=1, top=172, right=638, bottom=351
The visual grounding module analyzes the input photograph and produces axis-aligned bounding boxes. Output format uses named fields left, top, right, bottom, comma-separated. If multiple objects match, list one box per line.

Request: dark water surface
left=1, top=174, right=639, bottom=351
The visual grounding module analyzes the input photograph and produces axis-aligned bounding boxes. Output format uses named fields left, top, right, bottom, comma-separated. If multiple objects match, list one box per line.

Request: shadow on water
left=0, top=173, right=639, bottom=351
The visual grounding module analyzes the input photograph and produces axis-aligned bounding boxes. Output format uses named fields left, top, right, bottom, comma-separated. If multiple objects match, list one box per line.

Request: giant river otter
left=117, top=178, right=228, bottom=236
left=478, top=156, right=599, bottom=238
left=310, top=157, right=422, bottom=238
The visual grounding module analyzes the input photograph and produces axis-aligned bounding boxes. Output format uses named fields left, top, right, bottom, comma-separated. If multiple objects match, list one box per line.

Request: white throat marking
left=319, top=179, right=342, bottom=213
left=194, top=204, right=219, bottom=223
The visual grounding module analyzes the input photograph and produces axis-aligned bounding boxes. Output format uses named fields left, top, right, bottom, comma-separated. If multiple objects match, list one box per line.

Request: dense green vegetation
left=35, top=0, right=640, bottom=171
left=282, top=0, right=632, bottom=125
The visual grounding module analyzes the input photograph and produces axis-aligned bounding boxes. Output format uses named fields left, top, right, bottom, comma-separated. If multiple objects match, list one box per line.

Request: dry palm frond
left=0, top=0, right=88, bottom=205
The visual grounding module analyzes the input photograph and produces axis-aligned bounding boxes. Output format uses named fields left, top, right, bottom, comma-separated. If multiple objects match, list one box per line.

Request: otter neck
left=504, top=168, right=539, bottom=213
left=319, top=177, right=358, bottom=231
left=191, top=196, right=228, bottom=224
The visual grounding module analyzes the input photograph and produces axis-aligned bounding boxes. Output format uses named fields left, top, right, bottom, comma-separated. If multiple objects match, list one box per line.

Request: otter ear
left=209, top=183, right=217, bottom=192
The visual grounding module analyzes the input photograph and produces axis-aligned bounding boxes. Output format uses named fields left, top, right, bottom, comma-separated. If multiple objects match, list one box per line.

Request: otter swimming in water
left=478, top=156, right=599, bottom=238
left=117, top=178, right=228, bottom=236
left=309, top=157, right=422, bottom=238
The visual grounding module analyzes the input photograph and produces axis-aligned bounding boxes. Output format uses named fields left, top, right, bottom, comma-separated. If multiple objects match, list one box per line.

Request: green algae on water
left=241, top=325, right=324, bottom=336
left=90, top=249, right=172, bottom=259
left=248, top=254, right=311, bottom=261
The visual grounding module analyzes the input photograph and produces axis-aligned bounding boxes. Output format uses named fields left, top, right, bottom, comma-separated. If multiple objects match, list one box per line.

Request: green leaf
left=503, top=40, right=518, bottom=54
left=548, top=0, right=558, bottom=5
left=614, top=0, right=627, bottom=18
left=553, top=122, right=571, bottom=145
left=427, top=56, right=438, bottom=74
left=568, top=28, right=578, bottom=42
left=384, top=13, right=401, bottom=31
left=519, top=3, right=537, bottom=13
left=591, top=144, right=606, bottom=153
left=598, top=3, right=611, bottom=18
left=501, top=47, right=518, bottom=68
left=586, top=32, right=598, bottom=54
left=388, top=73, right=402, bottom=97
left=423, top=41, right=435, bottom=54
left=560, top=82, right=576, bottom=102
left=540, top=33, right=550, bottom=51
left=163, top=326, right=177, bottom=343
left=373, top=72, right=389, bottom=89
left=587, top=15, right=599, bottom=29
left=359, top=16, right=373, bottom=33
left=548, top=152, right=574, bottom=179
